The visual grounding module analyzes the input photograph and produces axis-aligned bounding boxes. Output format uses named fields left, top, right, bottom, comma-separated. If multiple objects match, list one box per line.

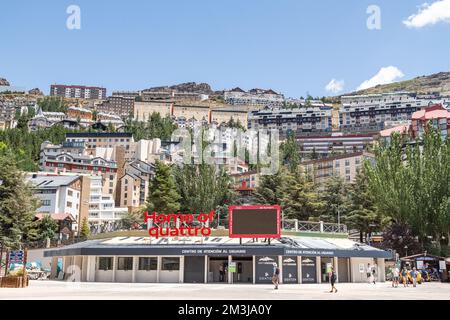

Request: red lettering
left=148, top=227, right=159, bottom=239
left=197, top=213, right=209, bottom=223
left=201, top=228, right=212, bottom=236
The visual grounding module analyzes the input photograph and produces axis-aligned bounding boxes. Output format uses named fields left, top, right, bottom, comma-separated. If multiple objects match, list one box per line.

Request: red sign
left=144, top=211, right=214, bottom=239
left=229, top=205, right=281, bottom=239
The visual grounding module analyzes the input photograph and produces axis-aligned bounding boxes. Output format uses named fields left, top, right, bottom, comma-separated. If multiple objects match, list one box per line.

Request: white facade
left=27, top=175, right=82, bottom=232
left=88, top=176, right=128, bottom=225
left=339, top=92, right=442, bottom=131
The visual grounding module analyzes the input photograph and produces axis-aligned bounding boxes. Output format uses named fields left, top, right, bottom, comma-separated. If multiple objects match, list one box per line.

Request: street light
left=404, top=245, right=408, bottom=257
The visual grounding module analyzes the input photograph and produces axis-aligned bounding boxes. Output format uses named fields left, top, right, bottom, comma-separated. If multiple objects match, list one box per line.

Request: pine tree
left=173, top=164, right=234, bottom=214
left=38, top=215, right=59, bottom=241
left=319, top=176, right=348, bottom=223
left=0, top=153, right=39, bottom=249
left=146, top=161, right=180, bottom=213
left=254, top=169, right=285, bottom=205
left=80, top=217, right=90, bottom=239
left=280, top=168, right=324, bottom=221
left=345, top=167, right=384, bottom=242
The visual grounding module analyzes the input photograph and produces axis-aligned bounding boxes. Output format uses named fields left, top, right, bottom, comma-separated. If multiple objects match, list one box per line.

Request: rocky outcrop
left=28, top=88, right=44, bottom=96
left=144, top=82, right=213, bottom=94
left=0, top=78, right=10, bottom=86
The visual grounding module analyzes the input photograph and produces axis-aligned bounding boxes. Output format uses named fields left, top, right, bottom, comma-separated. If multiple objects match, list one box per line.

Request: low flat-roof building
left=45, top=235, right=391, bottom=284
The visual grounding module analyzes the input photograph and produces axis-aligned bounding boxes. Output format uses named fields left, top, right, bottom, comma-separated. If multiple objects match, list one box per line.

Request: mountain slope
left=344, top=71, right=450, bottom=96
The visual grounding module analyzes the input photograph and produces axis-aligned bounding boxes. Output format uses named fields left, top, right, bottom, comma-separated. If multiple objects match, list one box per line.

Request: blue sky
left=1, top=0, right=450, bottom=97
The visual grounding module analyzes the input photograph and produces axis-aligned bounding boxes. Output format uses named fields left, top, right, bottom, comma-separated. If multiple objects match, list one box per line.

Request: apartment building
left=96, top=96, right=135, bottom=118
left=50, top=84, right=107, bottom=100
left=230, top=170, right=260, bottom=189
left=39, top=141, right=120, bottom=198
left=26, top=174, right=91, bottom=234
left=96, top=112, right=125, bottom=129
left=411, top=104, right=450, bottom=140
left=339, top=92, right=440, bottom=132
left=67, top=106, right=93, bottom=121
left=134, top=101, right=173, bottom=121
left=301, top=152, right=375, bottom=185
left=29, top=108, right=66, bottom=131
left=172, top=105, right=210, bottom=122
left=65, top=132, right=135, bottom=160
left=248, top=106, right=333, bottom=135
left=296, top=133, right=375, bottom=159
left=88, top=176, right=128, bottom=228
left=210, top=108, right=248, bottom=127
left=224, top=87, right=284, bottom=108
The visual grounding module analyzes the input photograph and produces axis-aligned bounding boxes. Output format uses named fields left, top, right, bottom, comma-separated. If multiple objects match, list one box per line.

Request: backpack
left=275, top=268, right=280, bottom=275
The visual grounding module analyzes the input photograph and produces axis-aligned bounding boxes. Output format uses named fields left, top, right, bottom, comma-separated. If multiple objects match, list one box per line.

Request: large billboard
left=229, top=205, right=281, bottom=239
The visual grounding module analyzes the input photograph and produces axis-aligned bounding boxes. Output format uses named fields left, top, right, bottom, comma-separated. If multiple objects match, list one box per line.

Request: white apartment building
left=248, top=106, right=333, bottom=134
left=27, top=175, right=83, bottom=233
left=339, top=92, right=441, bottom=132
left=224, top=88, right=284, bottom=108
left=88, top=176, right=128, bottom=228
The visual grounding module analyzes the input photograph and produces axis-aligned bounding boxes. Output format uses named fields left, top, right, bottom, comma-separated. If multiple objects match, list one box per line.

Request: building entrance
left=208, top=257, right=228, bottom=283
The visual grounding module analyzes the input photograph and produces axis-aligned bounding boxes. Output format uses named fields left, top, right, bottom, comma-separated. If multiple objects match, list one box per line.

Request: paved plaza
left=0, top=281, right=449, bottom=300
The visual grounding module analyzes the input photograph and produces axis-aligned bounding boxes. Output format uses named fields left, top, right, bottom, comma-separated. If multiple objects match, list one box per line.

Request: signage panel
left=255, top=256, right=278, bottom=284
left=282, top=256, right=298, bottom=284
left=301, top=257, right=317, bottom=283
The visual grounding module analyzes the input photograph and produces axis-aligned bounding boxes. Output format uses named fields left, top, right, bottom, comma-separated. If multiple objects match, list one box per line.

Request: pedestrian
left=366, top=263, right=372, bottom=284
left=272, top=263, right=280, bottom=290
left=392, top=266, right=400, bottom=288
left=372, top=264, right=377, bottom=284
left=329, top=266, right=338, bottom=293
left=410, top=267, right=418, bottom=287
left=401, top=268, right=409, bottom=287
left=219, top=264, right=224, bottom=282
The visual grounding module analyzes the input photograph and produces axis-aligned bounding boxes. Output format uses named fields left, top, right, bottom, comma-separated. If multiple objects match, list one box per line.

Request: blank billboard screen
left=230, top=206, right=280, bottom=238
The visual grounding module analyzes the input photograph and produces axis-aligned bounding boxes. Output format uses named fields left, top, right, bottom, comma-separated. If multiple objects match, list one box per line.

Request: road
left=1, top=281, right=449, bottom=300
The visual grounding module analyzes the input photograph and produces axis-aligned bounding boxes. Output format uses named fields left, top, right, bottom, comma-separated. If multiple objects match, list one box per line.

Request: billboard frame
left=228, top=205, right=281, bottom=239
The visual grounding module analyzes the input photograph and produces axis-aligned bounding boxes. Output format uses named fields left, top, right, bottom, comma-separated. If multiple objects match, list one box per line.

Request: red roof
left=380, top=124, right=410, bottom=137
left=412, top=104, right=450, bottom=121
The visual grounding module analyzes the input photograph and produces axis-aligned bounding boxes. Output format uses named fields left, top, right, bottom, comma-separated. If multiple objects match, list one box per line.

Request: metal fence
left=282, top=219, right=347, bottom=233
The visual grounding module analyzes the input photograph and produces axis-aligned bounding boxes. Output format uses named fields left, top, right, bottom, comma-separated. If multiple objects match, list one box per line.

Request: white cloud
left=403, top=0, right=450, bottom=28
left=325, top=79, right=345, bottom=94
left=357, top=66, right=405, bottom=91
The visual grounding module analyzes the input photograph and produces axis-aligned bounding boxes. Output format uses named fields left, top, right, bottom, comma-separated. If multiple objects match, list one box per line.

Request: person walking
left=272, top=263, right=280, bottom=290
left=401, top=267, right=409, bottom=287
left=366, top=263, right=372, bottom=284
left=329, top=266, right=338, bottom=293
left=410, top=267, right=418, bottom=287
left=372, top=264, right=377, bottom=284
left=392, top=266, right=400, bottom=288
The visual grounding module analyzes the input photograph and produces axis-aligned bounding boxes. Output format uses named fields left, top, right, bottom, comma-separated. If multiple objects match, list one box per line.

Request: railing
left=282, top=219, right=347, bottom=234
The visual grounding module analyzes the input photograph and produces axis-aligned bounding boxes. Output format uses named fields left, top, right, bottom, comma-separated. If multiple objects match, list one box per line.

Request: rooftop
left=43, top=236, right=392, bottom=258
left=27, top=175, right=80, bottom=188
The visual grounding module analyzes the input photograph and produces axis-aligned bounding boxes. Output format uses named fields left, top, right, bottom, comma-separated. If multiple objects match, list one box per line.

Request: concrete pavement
left=1, top=281, right=449, bottom=300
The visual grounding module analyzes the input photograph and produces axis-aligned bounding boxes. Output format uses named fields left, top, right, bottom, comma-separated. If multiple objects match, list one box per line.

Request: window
left=110, top=175, right=114, bottom=180
left=98, top=257, right=113, bottom=271
left=42, top=200, right=51, bottom=206
left=346, top=168, right=350, bottom=175
left=117, top=257, right=133, bottom=271
left=138, top=257, right=157, bottom=271
left=125, top=186, right=128, bottom=192
left=124, top=193, right=127, bottom=198
left=109, top=182, right=114, bottom=188
left=68, top=190, right=73, bottom=197
left=335, top=161, right=340, bottom=168
left=67, top=201, right=72, bottom=208
left=161, top=257, right=180, bottom=271
left=345, top=160, right=350, bottom=167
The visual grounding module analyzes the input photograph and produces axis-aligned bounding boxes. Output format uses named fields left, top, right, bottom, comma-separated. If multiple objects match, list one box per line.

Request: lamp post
left=404, top=245, right=408, bottom=257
